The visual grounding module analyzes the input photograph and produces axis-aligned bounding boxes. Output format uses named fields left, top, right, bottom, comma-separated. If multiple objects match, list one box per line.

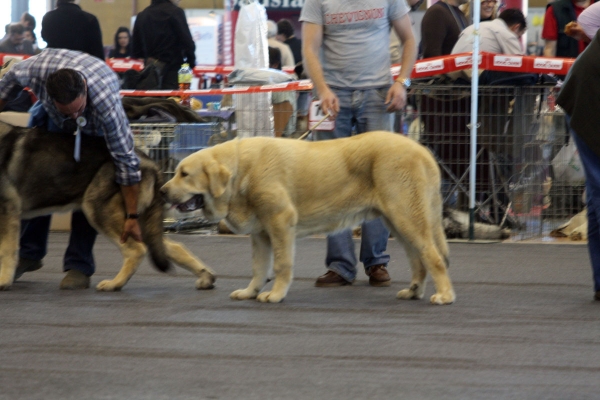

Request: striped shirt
left=0, top=48, right=140, bottom=185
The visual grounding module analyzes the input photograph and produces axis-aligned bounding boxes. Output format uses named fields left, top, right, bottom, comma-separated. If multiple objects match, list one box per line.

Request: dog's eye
left=180, top=171, right=189, bottom=178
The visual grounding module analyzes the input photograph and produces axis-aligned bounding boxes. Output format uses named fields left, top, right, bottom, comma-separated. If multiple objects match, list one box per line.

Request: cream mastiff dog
left=161, top=131, right=455, bottom=304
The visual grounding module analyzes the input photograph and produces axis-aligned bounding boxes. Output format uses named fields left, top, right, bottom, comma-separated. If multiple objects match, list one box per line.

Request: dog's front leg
left=163, top=238, right=216, bottom=289
left=230, top=232, right=271, bottom=300
left=0, top=214, right=20, bottom=289
left=256, top=226, right=295, bottom=304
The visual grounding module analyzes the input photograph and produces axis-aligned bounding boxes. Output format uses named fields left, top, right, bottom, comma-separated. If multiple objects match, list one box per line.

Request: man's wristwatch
left=396, top=77, right=411, bottom=89
left=125, top=213, right=140, bottom=219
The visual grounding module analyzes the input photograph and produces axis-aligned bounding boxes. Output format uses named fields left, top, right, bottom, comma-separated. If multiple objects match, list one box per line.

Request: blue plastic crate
left=170, top=123, right=219, bottom=162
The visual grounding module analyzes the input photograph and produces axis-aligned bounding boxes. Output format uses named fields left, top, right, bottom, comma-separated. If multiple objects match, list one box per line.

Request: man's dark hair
left=20, top=12, right=36, bottom=30
left=268, top=46, right=282, bottom=70
left=46, top=69, right=86, bottom=105
left=56, top=0, right=76, bottom=5
left=499, top=8, right=527, bottom=32
left=277, top=19, right=295, bottom=39
left=7, top=23, right=25, bottom=36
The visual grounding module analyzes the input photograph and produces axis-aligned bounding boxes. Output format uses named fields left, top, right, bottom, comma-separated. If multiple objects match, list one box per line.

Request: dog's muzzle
left=176, top=194, right=205, bottom=212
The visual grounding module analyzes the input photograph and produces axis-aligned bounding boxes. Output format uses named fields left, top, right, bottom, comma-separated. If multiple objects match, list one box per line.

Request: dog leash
left=297, top=112, right=331, bottom=140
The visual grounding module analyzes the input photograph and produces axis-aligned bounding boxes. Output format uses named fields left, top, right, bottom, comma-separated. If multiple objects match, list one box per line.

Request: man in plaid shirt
left=0, top=48, right=142, bottom=289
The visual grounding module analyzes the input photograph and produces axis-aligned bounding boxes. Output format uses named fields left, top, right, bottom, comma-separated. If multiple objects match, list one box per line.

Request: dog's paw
left=195, top=270, right=216, bottom=290
left=230, top=288, right=258, bottom=300
left=0, top=282, right=12, bottom=291
left=256, top=290, right=284, bottom=303
left=96, top=279, right=123, bottom=292
left=570, top=231, right=585, bottom=241
left=396, top=288, right=423, bottom=300
left=430, top=291, right=455, bottom=305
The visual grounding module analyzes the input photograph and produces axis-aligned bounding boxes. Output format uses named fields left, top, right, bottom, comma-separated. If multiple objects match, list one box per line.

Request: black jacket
left=41, top=3, right=105, bottom=60
left=131, top=0, right=196, bottom=69
left=549, top=0, right=580, bottom=58
left=557, top=31, right=600, bottom=156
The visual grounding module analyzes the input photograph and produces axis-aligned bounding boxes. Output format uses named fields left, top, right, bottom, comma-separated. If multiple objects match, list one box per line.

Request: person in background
left=277, top=19, right=302, bottom=66
left=42, top=0, right=105, bottom=60
left=108, top=27, right=132, bottom=59
left=267, top=20, right=295, bottom=68
left=557, top=34, right=600, bottom=301
left=421, top=0, right=469, bottom=58
left=20, top=12, right=36, bottom=31
left=0, top=23, right=35, bottom=55
left=301, top=0, right=417, bottom=288
left=131, top=0, right=196, bottom=90
left=0, top=49, right=143, bottom=289
left=23, top=29, right=42, bottom=54
left=461, top=0, right=498, bottom=23
left=542, top=0, right=595, bottom=58
left=563, top=1, right=600, bottom=42
left=452, top=8, right=527, bottom=55
left=268, top=46, right=297, bottom=138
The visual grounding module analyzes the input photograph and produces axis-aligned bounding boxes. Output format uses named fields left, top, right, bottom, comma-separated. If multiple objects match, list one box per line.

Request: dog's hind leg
left=0, top=213, right=20, bottom=289
left=163, top=238, right=216, bottom=289
left=82, top=195, right=148, bottom=292
left=383, top=213, right=455, bottom=305
left=396, top=244, right=427, bottom=300
left=230, top=232, right=273, bottom=301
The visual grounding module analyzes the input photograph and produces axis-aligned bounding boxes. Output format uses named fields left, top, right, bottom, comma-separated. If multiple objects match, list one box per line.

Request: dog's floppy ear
left=204, top=161, right=231, bottom=198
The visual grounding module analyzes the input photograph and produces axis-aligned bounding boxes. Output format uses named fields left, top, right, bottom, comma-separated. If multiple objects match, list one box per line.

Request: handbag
left=552, top=139, right=586, bottom=185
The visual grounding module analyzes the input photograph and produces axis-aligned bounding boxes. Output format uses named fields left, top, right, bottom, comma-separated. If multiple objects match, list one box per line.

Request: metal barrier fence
left=130, top=121, right=221, bottom=231
left=407, top=83, right=583, bottom=240
left=129, top=84, right=584, bottom=239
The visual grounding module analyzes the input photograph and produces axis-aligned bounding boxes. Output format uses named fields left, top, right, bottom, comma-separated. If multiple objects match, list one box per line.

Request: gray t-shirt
left=300, top=0, right=409, bottom=89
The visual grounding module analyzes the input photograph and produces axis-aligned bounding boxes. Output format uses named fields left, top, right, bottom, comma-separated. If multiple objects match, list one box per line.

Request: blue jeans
left=569, top=129, right=600, bottom=292
left=315, top=87, right=392, bottom=281
left=21, top=102, right=98, bottom=276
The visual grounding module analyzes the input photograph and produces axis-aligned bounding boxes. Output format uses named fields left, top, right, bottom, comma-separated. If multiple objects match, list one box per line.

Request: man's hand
left=319, top=87, right=340, bottom=118
left=120, top=183, right=142, bottom=243
left=385, top=82, right=407, bottom=112
left=565, top=22, right=590, bottom=42
left=120, top=218, right=143, bottom=244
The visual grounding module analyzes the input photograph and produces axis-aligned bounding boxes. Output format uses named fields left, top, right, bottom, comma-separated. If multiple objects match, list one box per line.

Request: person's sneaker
left=59, top=270, right=90, bottom=290
left=315, top=271, right=353, bottom=287
left=13, top=258, right=43, bottom=281
left=367, top=264, right=391, bottom=287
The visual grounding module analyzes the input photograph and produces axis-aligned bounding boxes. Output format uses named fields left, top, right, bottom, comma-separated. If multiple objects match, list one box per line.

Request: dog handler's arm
left=120, top=183, right=143, bottom=243
left=386, top=14, right=417, bottom=112
left=302, top=22, right=339, bottom=118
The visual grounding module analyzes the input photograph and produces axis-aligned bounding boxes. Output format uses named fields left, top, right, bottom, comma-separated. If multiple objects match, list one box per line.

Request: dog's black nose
left=159, top=188, right=169, bottom=202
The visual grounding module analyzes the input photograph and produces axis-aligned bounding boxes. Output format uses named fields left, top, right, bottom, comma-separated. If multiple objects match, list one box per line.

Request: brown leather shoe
left=367, top=264, right=391, bottom=287
left=14, top=258, right=43, bottom=281
left=315, top=271, right=353, bottom=287
left=60, top=270, right=91, bottom=290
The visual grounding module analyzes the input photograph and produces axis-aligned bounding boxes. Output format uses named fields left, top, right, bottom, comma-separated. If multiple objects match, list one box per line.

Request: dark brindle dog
left=0, top=121, right=215, bottom=291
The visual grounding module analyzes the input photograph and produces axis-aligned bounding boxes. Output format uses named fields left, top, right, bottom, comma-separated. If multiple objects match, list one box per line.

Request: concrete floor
left=0, top=233, right=598, bottom=400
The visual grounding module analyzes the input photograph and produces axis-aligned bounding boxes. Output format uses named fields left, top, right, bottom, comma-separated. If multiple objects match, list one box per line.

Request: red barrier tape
left=1, top=52, right=574, bottom=97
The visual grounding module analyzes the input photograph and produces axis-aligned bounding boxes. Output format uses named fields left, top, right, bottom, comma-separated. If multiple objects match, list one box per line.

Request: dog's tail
left=140, top=167, right=171, bottom=273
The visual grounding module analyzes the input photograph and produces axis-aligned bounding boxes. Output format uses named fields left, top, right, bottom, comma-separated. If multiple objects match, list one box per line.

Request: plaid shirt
left=0, top=48, right=141, bottom=185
